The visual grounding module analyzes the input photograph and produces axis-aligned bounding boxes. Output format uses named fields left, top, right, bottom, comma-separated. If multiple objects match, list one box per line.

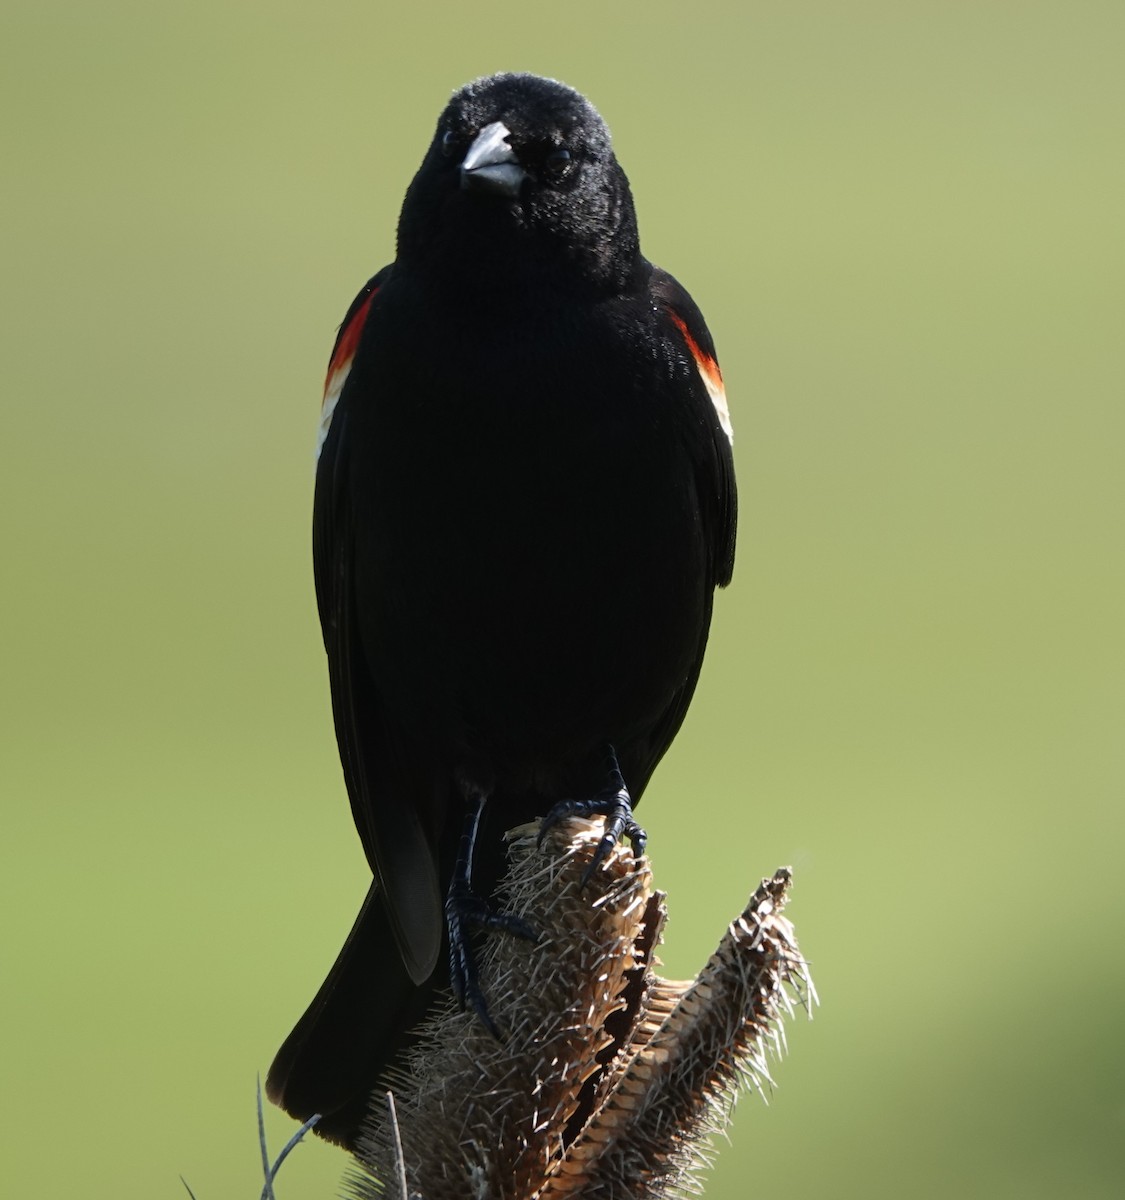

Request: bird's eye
left=440, top=130, right=461, bottom=158
left=544, top=146, right=573, bottom=178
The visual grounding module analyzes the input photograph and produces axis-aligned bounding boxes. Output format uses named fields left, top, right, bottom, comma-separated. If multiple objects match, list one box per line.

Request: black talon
left=447, top=785, right=539, bottom=1035
left=446, top=885, right=500, bottom=1037
left=538, top=746, right=648, bottom=885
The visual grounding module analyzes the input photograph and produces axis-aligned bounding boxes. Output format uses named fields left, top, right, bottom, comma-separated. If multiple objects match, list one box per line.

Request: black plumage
left=268, top=72, right=736, bottom=1147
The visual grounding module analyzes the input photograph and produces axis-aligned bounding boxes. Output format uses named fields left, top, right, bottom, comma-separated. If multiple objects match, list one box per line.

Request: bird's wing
left=650, top=267, right=737, bottom=589
left=313, top=268, right=444, bottom=986
left=617, top=268, right=738, bottom=799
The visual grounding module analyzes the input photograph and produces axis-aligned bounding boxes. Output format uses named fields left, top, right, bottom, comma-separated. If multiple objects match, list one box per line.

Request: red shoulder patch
left=667, top=308, right=733, bottom=443
left=324, top=289, right=376, bottom=398
left=317, top=287, right=377, bottom=458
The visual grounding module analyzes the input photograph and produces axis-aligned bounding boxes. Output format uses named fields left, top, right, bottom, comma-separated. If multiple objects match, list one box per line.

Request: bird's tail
left=266, top=882, right=439, bottom=1148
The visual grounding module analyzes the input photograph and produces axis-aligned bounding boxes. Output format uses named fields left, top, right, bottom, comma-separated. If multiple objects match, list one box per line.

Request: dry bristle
left=540, top=870, right=814, bottom=1200
left=344, top=821, right=813, bottom=1200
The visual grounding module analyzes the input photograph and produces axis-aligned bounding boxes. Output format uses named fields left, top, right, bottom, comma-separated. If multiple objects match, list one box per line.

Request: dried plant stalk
left=345, top=818, right=814, bottom=1200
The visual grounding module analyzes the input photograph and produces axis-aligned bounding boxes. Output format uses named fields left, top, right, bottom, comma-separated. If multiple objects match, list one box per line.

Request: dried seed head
left=345, top=819, right=814, bottom=1200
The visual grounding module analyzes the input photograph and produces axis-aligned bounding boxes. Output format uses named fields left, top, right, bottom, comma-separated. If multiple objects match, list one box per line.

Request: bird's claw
left=538, top=787, right=647, bottom=886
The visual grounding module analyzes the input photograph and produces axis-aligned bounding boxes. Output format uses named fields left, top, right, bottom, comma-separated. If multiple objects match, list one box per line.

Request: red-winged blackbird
left=267, top=72, right=736, bottom=1146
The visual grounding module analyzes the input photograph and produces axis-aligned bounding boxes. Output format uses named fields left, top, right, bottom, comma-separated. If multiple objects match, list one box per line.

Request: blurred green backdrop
left=3, top=1, right=1123, bottom=1196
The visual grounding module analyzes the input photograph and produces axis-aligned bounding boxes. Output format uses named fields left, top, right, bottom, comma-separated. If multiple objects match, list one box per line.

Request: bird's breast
left=346, top=300, right=707, bottom=767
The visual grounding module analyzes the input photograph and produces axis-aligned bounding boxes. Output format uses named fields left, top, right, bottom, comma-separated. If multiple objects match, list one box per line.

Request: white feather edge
left=701, top=365, right=734, bottom=445
left=316, top=357, right=353, bottom=460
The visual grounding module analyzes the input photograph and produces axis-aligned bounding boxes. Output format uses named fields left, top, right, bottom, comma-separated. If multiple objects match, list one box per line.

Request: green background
left=3, top=2, right=1123, bottom=1196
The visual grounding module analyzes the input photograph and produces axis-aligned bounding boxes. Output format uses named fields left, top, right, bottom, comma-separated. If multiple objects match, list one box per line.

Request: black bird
left=267, top=72, right=736, bottom=1147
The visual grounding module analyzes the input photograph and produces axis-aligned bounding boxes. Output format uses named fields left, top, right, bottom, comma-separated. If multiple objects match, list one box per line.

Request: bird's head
left=396, top=73, right=643, bottom=296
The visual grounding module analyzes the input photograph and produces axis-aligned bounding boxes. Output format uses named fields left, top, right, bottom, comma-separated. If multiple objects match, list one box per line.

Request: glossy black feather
left=268, top=73, right=736, bottom=1147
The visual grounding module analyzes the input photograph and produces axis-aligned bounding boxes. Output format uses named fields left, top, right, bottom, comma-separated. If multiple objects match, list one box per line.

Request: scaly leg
left=445, top=783, right=537, bottom=1035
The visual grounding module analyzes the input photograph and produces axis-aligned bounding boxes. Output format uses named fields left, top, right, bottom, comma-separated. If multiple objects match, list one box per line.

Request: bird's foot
left=445, top=882, right=538, bottom=1036
left=538, top=757, right=647, bottom=887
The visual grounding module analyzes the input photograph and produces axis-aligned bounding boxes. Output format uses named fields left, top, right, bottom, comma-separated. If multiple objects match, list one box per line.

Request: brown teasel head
left=344, top=818, right=815, bottom=1200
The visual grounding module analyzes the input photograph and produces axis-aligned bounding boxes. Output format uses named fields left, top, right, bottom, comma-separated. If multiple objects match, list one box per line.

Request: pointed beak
left=460, top=122, right=527, bottom=197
